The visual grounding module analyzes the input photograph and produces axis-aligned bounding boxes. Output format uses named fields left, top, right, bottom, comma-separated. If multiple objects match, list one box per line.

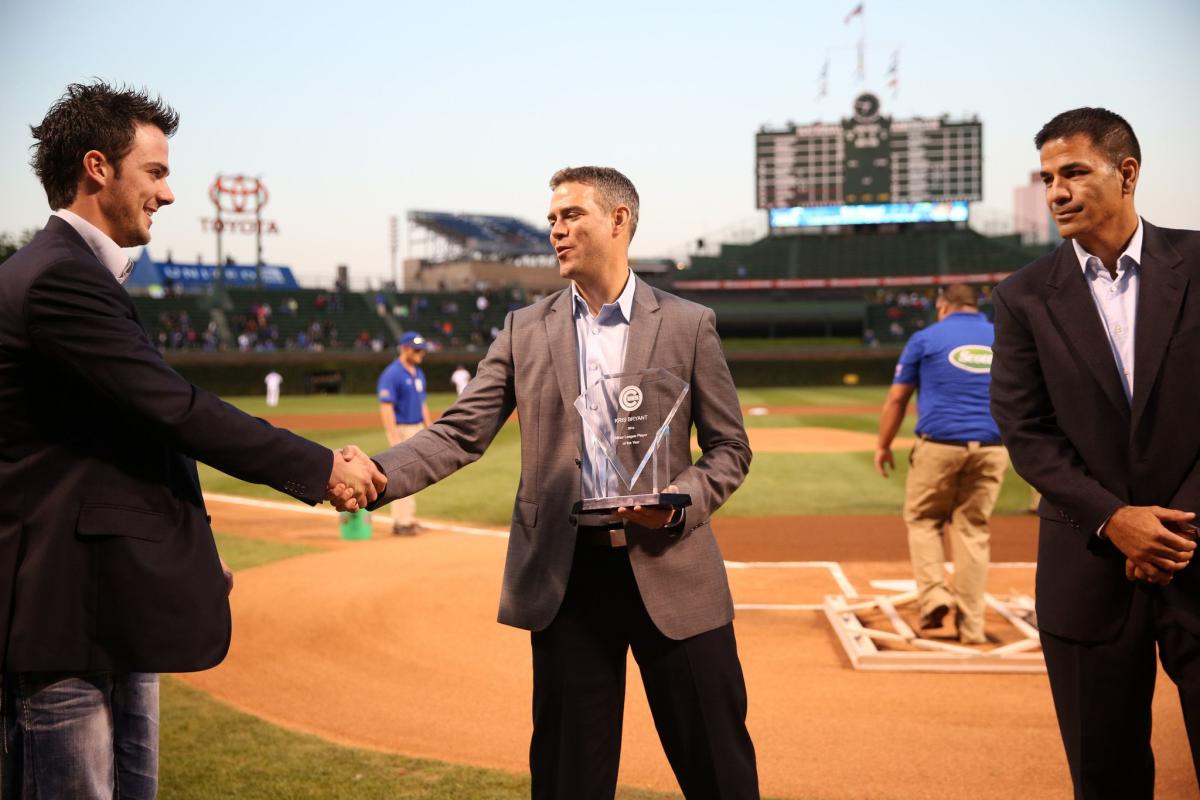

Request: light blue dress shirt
left=572, top=270, right=636, bottom=500
left=1072, top=218, right=1143, bottom=404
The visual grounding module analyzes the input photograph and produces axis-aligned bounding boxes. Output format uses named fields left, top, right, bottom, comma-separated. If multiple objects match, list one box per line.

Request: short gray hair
left=549, top=166, right=639, bottom=241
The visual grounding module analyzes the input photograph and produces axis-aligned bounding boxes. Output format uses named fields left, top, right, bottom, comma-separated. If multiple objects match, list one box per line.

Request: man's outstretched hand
left=1107, top=505, right=1197, bottom=585
left=326, top=445, right=388, bottom=512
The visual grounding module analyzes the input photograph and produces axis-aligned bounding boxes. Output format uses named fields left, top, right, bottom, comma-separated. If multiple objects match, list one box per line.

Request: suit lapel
left=1045, top=243, right=1131, bottom=422
left=622, top=277, right=662, bottom=375
left=545, top=289, right=582, bottom=433
left=1131, top=220, right=1187, bottom=427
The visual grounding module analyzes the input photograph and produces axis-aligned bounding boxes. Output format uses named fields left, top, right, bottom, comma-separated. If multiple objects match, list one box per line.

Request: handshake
left=326, top=445, right=388, bottom=512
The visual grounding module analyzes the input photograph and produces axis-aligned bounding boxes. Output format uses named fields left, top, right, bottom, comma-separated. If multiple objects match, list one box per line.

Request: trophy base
left=572, top=493, right=691, bottom=518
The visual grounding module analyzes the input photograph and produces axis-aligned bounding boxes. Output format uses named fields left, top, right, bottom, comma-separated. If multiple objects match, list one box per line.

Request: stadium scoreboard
left=756, top=93, right=982, bottom=212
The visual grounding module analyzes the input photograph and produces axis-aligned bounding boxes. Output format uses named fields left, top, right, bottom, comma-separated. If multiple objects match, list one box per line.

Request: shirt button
left=589, top=362, right=599, bottom=371
left=591, top=327, right=600, bottom=335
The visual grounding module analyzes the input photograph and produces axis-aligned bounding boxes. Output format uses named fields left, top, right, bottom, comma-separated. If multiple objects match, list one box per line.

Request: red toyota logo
left=209, top=175, right=269, bottom=214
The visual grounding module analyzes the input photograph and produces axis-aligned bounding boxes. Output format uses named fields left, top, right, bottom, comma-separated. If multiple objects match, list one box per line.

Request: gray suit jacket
left=373, top=277, right=751, bottom=639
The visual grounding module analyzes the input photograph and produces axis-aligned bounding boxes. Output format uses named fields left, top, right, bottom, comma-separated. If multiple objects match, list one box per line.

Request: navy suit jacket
left=0, top=217, right=330, bottom=672
left=991, top=219, right=1200, bottom=643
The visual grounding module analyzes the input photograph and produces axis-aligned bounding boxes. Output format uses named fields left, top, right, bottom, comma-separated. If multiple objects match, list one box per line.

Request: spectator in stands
left=475, top=294, right=489, bottom=312
left=376, top=331, right=432, bottom=536
left=875, top=283, right=1007, bottom=644
left=314, top=293, right=328, bottom=312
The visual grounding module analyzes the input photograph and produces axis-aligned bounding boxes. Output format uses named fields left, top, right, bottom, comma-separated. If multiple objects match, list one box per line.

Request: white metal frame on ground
left=206, top=495, right=1044, bottom=673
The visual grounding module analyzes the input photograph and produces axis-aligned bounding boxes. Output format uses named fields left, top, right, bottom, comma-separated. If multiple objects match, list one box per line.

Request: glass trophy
left=571, top=367, right=692, bottom=519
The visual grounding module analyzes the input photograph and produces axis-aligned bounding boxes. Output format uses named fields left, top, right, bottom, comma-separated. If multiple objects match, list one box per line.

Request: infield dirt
left=180, top=498, right=1199, bottom=800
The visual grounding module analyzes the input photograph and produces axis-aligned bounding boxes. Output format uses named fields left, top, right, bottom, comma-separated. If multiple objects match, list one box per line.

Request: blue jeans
left=1, top=671, right=159, bottom=799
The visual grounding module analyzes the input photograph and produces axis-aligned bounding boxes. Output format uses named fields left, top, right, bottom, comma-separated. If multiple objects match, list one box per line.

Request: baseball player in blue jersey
left=875, top=284, right=1008, bottom=643
left=378, top=331, right=432, bottom=535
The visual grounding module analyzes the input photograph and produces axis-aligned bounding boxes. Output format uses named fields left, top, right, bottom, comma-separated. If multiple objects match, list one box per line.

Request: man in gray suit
left=361, top=167, right=758, bottom=798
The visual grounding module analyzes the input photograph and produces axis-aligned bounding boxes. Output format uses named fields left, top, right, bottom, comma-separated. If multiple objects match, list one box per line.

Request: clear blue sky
left=2, top=0, right=1197, bottom=287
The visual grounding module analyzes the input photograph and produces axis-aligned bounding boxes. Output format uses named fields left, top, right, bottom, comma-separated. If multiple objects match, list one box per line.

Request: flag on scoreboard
left=844, top=3, right=864, bottom=24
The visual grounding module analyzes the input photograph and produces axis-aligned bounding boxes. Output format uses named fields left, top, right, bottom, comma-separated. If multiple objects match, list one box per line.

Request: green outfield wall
left=165, top=347, right=903, bottom=395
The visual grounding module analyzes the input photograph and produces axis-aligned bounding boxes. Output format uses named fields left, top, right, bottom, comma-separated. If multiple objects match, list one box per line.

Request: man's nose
left=1046, top=178, right=1070, bottom=205
left=159, top=181, right=175, bottom=206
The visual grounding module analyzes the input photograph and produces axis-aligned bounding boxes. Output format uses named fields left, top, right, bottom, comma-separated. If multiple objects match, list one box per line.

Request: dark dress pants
left=1041, top=583, right=1200, bottom=800
left=529, top=543, right=759, bottom=800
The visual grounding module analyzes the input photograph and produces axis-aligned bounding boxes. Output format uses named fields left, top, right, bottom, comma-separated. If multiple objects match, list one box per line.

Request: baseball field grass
left=197, top=387, right=1034, bottom=523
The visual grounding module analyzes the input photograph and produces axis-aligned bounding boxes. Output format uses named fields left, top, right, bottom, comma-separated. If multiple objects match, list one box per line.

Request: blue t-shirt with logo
left=377, top=361, right=427, bottom=424
left=893, top=311, right=1000, bottom=442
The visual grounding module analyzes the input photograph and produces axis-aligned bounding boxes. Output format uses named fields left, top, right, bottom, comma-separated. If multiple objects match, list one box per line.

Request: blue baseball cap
left=399, top=331, right=429, bottom=350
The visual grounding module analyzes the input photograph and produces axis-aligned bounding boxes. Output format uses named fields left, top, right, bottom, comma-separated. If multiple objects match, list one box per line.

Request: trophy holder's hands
left=616, top=485, right=681, bottom=529
left=1107, top=506, right=1197, bottom=586
left=326, top=445, right=388, bottom=512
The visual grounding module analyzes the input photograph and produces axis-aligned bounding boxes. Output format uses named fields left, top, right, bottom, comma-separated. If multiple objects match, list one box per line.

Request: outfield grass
left=201, top=388, right=1033, bottom=521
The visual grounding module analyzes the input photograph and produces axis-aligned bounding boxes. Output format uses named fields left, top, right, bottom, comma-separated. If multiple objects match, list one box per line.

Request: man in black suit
left=0, top=81, right=384, bottom=799
left=990, top=107, right=1200, bottom=798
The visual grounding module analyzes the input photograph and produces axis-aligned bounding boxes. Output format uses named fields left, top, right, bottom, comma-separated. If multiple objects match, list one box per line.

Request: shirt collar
left=53, top=208, right=135, bottom=284
left=571, top=269, right=636, bottom=323
left=1072, top=217, right=1143, bottom=275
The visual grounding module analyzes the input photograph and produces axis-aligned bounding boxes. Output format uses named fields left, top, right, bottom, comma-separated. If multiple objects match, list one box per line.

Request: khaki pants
left=389, top=423, right=423, bottom=527
left=902, top=438, right=1008, bottom=642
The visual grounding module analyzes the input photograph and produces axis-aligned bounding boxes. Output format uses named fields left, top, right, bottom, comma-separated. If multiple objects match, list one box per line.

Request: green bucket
left=339, top=510, right=373, bottom=540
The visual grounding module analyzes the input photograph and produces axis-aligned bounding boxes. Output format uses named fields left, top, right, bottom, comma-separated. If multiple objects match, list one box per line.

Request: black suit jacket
left=0, top=217, right=331, bottom=672
left=990, top=219, right=1200, bottom=643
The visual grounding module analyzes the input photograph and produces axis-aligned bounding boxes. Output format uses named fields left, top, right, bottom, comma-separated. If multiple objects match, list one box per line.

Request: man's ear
left=611, top=205, right=631, bottom=239
left=1119, top=156, right=1139, bottom=197
left=81, top=149, right=112, bottom=188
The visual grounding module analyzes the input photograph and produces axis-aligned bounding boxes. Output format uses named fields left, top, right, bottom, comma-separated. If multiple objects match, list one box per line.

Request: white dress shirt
left=1072, top=218, right=1143, bottom=404
left=573, top=270, right=636, bottom=500
left=53, top=209, right=135, bottom=284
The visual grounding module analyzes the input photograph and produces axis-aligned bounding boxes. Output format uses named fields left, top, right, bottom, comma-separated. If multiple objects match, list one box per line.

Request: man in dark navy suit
left=991, top=107, right=1200, bottom=799
left=0, top=81, right=384, bottom=799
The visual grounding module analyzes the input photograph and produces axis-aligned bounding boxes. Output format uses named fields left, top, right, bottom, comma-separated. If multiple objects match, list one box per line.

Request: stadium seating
left=409, top=211, right=552, bottom=259
left=380, top=289, right=521, bottom=350
left=129, top=294, right=217, bottom=351
left=226, top=288, right=393, bottom=351
left=684, top=229, right=1045, bottom=281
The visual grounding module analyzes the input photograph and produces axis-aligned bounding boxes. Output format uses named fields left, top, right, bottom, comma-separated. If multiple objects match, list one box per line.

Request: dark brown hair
left=940, top=283, right=978, bottom=309
left=30, top=80, right=179, bottom=209
left=1034, top=107, right=1140, bottom=168
left=550, top=166, right=640, bottom=241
